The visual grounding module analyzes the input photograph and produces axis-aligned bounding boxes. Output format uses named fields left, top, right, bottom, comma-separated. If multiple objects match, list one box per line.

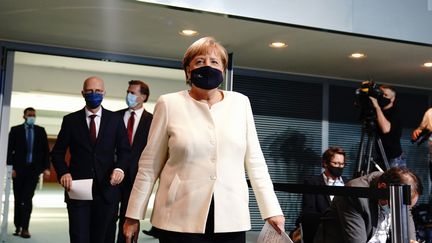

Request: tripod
left=354, top=118, right=390, bottom=178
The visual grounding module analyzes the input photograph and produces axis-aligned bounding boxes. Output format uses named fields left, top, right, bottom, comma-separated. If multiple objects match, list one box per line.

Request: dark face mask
left=328, top=166, right=343, bottom=178
left=84, top=92, right=103, bottom=109
left=378, top=97, right=391, bottom=108
left=190, top=66, right=223, bottom=90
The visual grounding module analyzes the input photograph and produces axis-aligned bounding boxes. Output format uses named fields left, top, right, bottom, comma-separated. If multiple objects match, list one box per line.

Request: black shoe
left=20, top=229, right=31, bottom=239
left=142, top=228, right=159, bottom=238
left=13, top=228, right=20, bottom=236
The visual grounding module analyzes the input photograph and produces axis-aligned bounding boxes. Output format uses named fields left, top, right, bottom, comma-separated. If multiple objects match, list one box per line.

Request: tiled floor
left=3, top=183, right=259, bottom=243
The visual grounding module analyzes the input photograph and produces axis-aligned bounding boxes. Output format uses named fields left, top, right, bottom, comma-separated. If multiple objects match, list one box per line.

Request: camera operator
left=369, top=84, right=405, bottom=168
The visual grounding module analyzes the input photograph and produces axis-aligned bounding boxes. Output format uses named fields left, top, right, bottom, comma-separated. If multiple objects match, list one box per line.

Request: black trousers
left=107, top=179, right=132, bottom=243
left=12, top=167, right=39, bottom=231
left=67, top=195, right=117, bottom=243
left=157, top=198, right=246, bottom=243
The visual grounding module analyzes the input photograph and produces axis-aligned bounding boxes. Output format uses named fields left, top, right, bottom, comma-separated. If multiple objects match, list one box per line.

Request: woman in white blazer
left=124, top=36, right=285, bottom=243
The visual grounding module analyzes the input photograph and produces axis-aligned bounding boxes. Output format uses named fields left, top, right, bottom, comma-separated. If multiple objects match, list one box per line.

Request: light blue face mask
left=380, top=204, right=390, bottom=215
left=26, top=116, right=36, bottom=126
left=126, top=93, right=138, bottom=108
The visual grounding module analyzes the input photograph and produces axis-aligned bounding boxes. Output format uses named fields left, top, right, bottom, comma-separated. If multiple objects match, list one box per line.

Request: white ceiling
left=1, top=0, right=432, bottom=90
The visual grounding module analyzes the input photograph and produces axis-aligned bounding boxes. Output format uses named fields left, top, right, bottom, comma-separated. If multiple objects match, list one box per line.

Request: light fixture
left=179, top=29, right=198, bottom=36
left=349, top=52, right=366, bottom=59
left=423, top=62, right=432, bottom=68
left=269, top=42, right=287, bottom=48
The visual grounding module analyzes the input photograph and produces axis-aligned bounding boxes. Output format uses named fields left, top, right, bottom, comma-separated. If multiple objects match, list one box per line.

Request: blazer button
left=210, top=175, right=217, bottom=180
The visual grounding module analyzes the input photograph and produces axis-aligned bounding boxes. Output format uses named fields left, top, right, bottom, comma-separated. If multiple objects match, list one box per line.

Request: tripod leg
left=355, top=128, right=367, bottom=178
left=376, top=136, right=390, bottom=170
left=365, top=133, right=375, bottom=175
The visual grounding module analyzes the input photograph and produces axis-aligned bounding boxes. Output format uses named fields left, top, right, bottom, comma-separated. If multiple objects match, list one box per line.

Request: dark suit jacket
left=299, top=174, right=346, bottom=243
left=7, top=124, right=50, bottom=174
left=117, top=108, right=152, bottom=184
left=51, top=107, right=131, bottom=203
left=313, top=172, right=416, bottom=243
left=301, top=175, right=331, bottom=217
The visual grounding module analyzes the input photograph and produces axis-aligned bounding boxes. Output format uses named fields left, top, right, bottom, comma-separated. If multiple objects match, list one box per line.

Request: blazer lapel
left=97, top=107, right=109, bottom=145
left=77, top=108, right=94, bottom=149
left=19, top=125, right=28, bottom=152
left=133, top=110, right=148, bottom=146
left=320, top=176, right=332, bottom=204
left=369, top=199, right=379, bottom=238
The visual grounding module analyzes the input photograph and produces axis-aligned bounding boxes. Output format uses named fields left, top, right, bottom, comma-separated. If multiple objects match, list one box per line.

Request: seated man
left=297, top=147, right=347, bottom=243
left=314, top=167, right=423, bottom=243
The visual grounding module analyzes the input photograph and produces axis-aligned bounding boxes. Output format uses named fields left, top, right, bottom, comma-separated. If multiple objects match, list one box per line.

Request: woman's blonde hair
left=182, top=37, right=228, bottom=84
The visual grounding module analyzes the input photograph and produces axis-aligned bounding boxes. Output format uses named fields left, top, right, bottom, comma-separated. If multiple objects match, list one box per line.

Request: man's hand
left=265, top=215, right=285, bottom=234
left=411, top=128, right=423, bottom=141
left=110, top=169, right=124, bottom=186
left=60, top=173, right=73, bottom=191
left=43, top=169, right=51, bottom=180
left=369, top=96, right=380, bottom=109
left=123, top=218, right=140, bottom=243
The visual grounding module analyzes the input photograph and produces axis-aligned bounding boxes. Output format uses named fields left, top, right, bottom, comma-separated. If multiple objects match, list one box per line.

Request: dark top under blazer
left=117, top=108, right=153, bottom=183
left=51, top=107, right=131, bottom=203
left=7, top=124, right=50, bottom=174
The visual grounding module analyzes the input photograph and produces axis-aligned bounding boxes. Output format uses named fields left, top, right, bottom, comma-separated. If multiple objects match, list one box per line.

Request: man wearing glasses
left=295, top=147, right=347, bottom=243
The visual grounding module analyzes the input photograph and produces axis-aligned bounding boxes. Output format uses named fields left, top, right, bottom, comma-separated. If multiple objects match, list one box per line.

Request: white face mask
left=126, top=93, right=138, bottom=108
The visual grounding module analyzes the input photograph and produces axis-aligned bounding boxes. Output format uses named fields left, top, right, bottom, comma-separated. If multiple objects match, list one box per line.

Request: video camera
left=354, top=80, right=384, bottom=123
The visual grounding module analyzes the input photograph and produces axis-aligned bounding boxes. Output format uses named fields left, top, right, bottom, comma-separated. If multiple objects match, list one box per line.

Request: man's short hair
left=23, top=107, right=35, bottom=115
left=129, top=80, right=150, bottom=102
left=322, top=147, right=346, bottom=165
left=378, top=167, right=423, bottom=196
left=380, top=84, right=396, bottom=97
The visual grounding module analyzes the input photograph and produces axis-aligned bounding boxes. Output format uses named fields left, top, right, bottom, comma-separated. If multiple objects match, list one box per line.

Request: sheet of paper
left=67, top=179, right=93, bottom=200
left=257, top=221, right=293, bottom=243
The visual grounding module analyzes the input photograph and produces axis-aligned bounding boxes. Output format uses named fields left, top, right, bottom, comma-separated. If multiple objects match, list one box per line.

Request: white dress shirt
left=123, top=106, right=144, bottom=142
left=322, top=173, right=344, bottom=201
left=85, top=107, right=102, bottom=137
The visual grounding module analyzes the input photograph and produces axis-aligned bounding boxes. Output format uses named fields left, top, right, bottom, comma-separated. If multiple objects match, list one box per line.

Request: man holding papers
left=51, top=76, right=131, bottom=243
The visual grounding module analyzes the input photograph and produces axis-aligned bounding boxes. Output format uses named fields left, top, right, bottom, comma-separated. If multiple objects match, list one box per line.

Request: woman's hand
left=123, top=218, right=140, bottom=243
left=265, top=215, right=285, bottom=234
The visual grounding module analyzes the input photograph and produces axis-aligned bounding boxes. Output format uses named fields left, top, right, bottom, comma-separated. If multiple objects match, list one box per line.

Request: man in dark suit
left=51, top=76, right=131, bottom=243
left=314, top=167, right=422, bottom=243
left=297, top=147, right=347, bottom=243
left=110, top=80, right=153, bottom=243
left=7, top=107, right=51, bottom=238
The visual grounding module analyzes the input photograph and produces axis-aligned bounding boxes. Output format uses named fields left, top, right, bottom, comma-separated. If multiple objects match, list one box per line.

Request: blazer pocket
left=167, top=175, right=181, bottom=206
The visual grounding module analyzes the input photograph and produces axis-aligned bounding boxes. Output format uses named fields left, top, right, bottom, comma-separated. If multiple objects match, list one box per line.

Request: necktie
left=127, top=111, right=135, bottom=145
left=89, top=114, right=97, bottom=145
left=26, top=125, right=34, bottom=163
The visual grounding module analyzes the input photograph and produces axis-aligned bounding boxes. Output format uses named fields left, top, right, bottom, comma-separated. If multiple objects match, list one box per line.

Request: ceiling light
left=423, top=62, right=432, bottom=68
left=179, top=29, right=198, bottom=36
left=349, top=53, right=366, bottom=59
left=269, top=42, right=287, bottom=48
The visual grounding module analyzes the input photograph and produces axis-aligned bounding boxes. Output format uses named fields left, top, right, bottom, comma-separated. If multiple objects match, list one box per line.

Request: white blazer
left=126, top=90, right=283, bottom=233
